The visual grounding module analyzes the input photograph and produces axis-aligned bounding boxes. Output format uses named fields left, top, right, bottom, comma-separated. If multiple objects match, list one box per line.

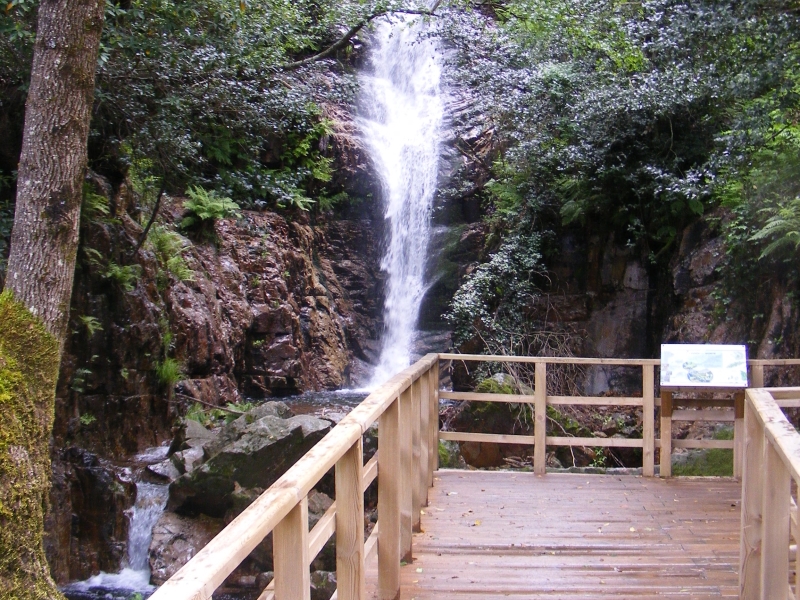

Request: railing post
left=429, top=362, right=439, bottom=480
left=659, top=391, right=673, bottom=477
left=411, top=377, right=422, bottom=532
left=750, top=363, right=765, bottom=387
left=418, top=369, right=430, bottom=507
left=734, top=391, right=745, bottom=479
left=760, top=442, right=790, bottom=599
left=378, top=397, right=401, bottom=600
left=336, top=437, right=365, bottom=600
left=399, top=385, right=413, bottom=561
left=642, top=364, right=655, bottom=477
left=274, top=497, right=310, bottom=600
left=534, top=361, right=547, bottom=475
left=740, top=397, right=765, bottom=599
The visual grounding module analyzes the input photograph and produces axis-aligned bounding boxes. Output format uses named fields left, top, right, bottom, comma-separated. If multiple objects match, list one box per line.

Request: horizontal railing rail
left=438, top=354, right=800, bottom=477
left=740, top=387, right=800, bottom=600
left=149, top=354, right=440, bottom=600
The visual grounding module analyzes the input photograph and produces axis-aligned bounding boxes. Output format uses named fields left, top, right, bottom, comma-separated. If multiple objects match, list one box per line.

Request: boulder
left=168, top=406, right=330, bottom=516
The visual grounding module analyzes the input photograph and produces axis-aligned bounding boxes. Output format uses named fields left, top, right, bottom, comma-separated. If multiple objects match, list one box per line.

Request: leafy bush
left=180, top=187, right=241, bottom=232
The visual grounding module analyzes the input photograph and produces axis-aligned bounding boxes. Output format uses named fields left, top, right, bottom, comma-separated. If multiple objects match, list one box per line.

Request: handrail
left=439, top=355, right=800, bottom=477
left=149, top=353, right=440, bottom=600
left=740, top=387, right=800, bottom=600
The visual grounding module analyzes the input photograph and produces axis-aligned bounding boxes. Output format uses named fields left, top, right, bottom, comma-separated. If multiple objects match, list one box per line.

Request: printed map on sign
left=660, top=344, right=748, bottom=388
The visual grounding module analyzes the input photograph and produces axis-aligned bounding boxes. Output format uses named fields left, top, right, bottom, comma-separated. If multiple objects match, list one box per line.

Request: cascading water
left=63, top=449, right=169, bottom=599
left=359, top=13, right=445, bottom=386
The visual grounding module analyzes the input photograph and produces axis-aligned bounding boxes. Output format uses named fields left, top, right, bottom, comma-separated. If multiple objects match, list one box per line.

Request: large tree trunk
left=0, top=1, right=105, bottom=598
left=4, top=0, right=105, bottom=346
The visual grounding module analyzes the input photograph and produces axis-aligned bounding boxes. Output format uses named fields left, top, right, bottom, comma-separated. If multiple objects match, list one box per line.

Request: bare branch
left=281, top=8, right=438, bottom=71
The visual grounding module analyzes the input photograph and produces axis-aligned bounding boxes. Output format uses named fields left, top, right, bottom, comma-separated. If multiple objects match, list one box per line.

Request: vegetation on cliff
left=441, top=0, right=800, bottom=353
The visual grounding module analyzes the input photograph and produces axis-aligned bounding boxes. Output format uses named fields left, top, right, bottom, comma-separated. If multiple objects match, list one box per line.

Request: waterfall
left=62, top=453, right=169, bottom=598
left=359, top=14, right=445, bottom=386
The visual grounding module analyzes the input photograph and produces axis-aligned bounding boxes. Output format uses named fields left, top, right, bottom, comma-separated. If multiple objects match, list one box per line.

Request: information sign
left=660, top=344, right=748, bottom=388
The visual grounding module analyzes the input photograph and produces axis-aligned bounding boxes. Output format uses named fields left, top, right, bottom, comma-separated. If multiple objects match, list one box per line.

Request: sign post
left=659, top=344, right=748, bottom=477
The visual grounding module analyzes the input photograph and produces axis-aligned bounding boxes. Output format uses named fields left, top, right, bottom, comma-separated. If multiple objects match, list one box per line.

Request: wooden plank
left=419, top=370, right=430, bottom=509
left=740, top=401, right=765, bottom=600
left=672, top=439, right=735, bottom=450
left=366, top=471, right=742, bottom=600
left=411, top=377, right=422, bottom=532
left=671, top=409, right=735, bottom=422
left=656, top=398, right=736, bottom=408
left=439, top=391, right=534, bottom=403
left=546, top=436, right=644, bottom=448
left=274, top=497, right=310, bottom=600
left=378, top=398, right=401, bottom=600
left=438, top=353, right=661, bottom=366
left=534, top=362, right=547, bottom=475
left=439, top=431, right=536, bottom=445
left=764, top=387, right=800, bottom=399
left=429, top=365, right=439, bottom=480
left=336, top=438, right=365, bottom=600
left=365, top=521, right=379, bottom=562
left=643, top=364, right=655, bottom=477
left=776, top=399, right=800, bottom=408
left=548, top=396, right=643, bottom=407
left=761, top=443, right=790, bottom=600
left=309, top=503, right=336, bottom=560
left=734, top=392, right=745, bottom=479
left=751, top=364, right=765, bottom=388
left=749, top=389, right=800, bottom=483
left=399, top=387, right=413, bottom=562
left=660, top=391, right=673, bottom=478
left=750, top=359, right=800, bottom=367
left=363, top=453, right=378, bottom=492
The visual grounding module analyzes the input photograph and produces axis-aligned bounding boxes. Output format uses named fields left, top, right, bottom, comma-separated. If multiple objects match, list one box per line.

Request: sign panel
left=660, top=344, right=748, bottom=388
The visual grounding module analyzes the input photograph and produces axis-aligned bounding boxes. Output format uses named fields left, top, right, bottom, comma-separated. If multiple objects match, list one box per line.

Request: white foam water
left=359, top=12, right=445, bottom=387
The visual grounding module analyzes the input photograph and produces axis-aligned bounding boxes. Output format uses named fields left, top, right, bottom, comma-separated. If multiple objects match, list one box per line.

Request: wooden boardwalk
left=369, top=471, right=741, bottom=599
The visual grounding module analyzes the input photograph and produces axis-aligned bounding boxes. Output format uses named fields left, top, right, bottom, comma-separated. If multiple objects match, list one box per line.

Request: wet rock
left=147, top=458, right=181, bottom=482
left=45, top=448, right=135, bottom=583
left=168, top=406, right=331, bottom=516
left=149, top=511, right=225, bottom=586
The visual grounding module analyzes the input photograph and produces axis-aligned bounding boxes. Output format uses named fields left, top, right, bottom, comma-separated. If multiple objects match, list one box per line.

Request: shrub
left=180, top=186, right=241, bottom=232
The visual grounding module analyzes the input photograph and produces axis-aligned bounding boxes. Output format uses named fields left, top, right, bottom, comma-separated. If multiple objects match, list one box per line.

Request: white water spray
left=359, top=14, right=445, bottom=386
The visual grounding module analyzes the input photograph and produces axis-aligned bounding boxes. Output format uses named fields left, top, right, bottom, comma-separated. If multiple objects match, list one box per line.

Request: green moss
left=672, top=428, right=734, bottom=477
left=475, top=377, right=515, bottom=395
left=0, top=290, right=64, bottom=599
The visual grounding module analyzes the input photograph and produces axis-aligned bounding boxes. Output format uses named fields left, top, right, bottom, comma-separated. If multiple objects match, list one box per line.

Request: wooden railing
left=148, top=354, right=440, bottom=600
left=147, top=353, right=800, bottom=600
left=740, top=386, right=800, bottom=600
left=439, top=354, right=800, bottom=477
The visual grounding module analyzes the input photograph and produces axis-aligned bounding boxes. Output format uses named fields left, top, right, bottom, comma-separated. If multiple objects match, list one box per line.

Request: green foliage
left=672, top=428, right=734, bottom=477
left=750, top=198, right=800, bottom=258
left=79, top=315, right=104, bottom=337
left=148, top=225, right=194, bottom=284
left=79, top=413, right=97, bottom=426
left=70, top=368, right=93, bottom=394
left=105, top=262, right=142, bottom=292
left=181, top=186, right=241, bottom=231
left=81, top=185, right=111, bottom=223
left=156, top=358, right=184, bottom=390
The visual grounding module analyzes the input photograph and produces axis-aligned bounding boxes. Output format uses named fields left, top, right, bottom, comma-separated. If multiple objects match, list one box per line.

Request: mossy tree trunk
left=1, top=1, right=105, bottom=598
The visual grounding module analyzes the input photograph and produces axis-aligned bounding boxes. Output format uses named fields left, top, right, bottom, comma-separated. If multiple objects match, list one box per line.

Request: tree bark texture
left=1, top=1, right=104, bottom=598
left=4, top=0, right=106, bottom=348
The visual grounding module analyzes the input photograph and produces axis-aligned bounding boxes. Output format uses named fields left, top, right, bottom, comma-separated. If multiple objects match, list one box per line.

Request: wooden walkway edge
left=368, top=471, right=741, bottom=599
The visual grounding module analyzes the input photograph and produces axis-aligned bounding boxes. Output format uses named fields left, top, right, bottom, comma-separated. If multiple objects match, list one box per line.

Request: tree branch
left=281, top=8, right=439, bottom=71
left=133, top=178, right=167, bottom=255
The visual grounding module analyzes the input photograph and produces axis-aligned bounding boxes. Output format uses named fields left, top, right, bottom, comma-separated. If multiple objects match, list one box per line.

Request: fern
left=105, top=262, right=142, bottom=292
left=749, top=197, right=800, bottom=259
left=181, top=186, right=241, bottom=230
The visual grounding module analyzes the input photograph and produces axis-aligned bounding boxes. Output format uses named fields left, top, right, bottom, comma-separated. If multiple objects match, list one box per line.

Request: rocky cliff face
left=46, top=179, right=385, bottom=582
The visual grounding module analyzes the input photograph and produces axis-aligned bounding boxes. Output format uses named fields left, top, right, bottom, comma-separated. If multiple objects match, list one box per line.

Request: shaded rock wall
left=47, top=187, right=384, bottom=583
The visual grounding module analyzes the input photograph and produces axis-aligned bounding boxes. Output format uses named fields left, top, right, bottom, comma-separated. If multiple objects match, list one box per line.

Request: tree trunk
left=0, top=1, right=105, bottom=598
left=4, top=0, right=105, bottom=347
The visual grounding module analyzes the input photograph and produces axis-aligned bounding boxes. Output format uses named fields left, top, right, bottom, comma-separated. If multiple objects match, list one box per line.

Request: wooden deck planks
left=367, top=471, right=741, bottom=599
